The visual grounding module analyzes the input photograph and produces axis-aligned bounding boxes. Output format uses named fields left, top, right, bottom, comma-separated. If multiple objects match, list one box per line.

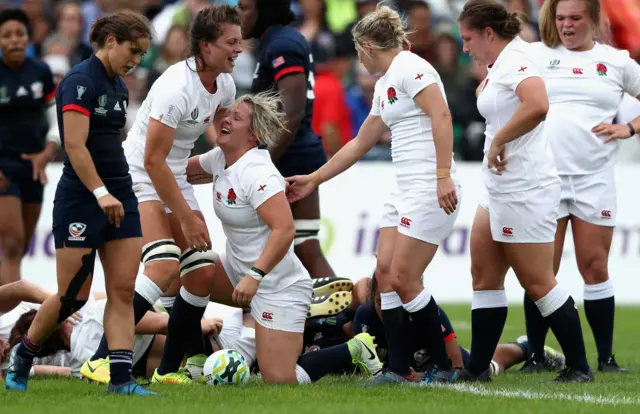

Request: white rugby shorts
left=379, top=185, right=462, bottom=245
left=219, top=253, right=312, bottom=333
left=479, top=182, right=560, bottom=243
left=557, top=167, right=616, bottom=227
left=130, top=170, right=200, bottom=213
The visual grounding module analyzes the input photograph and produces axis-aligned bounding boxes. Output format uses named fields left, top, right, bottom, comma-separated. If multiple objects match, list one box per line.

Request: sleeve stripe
left=62, top=104, right=90, bottom=117
left=44, top=86, right=57, bottom=102
left=443, top=332, right=457, bottom=343
left=274, top=66, right=304, bottom=81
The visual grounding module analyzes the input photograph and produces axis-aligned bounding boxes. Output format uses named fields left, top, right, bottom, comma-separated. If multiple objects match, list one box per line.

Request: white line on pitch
left=432, top=383, right=640, bottom=406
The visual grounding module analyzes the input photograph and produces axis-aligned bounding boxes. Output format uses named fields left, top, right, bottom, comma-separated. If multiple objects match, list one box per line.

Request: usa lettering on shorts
left=68, top=222, right=87, bottom=241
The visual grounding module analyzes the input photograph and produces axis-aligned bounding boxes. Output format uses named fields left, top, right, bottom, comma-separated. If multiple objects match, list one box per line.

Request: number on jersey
left=307, top=53, right=315, bottom=100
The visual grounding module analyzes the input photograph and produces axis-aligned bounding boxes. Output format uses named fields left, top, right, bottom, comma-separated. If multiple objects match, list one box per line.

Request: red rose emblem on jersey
left=387, top=87, right=398, bottom=104
left=227, top=188, right=237, bottom=205
left=596, top=63, right=607, bottom=76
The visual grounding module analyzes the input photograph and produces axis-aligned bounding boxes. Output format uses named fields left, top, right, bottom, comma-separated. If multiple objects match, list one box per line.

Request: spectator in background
left=346, top=63, right=392, bottom=161
left=335, top=0, right=377, bottom=59
left=505, top=0, right=540, bottom=41
left=450, top=59, right=486, bottom=161
left=146, top=24, right=189, bottom=90
left=54, top=0, right=93, bottom=67
left=406, top=1, right=436, bottom=63
left=312, top=36, right=353, bottom=157
left=80, top=0, right=114, bottom=43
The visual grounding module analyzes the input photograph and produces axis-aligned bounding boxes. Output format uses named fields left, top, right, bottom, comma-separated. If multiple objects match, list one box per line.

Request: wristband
left=92, top=186, right=109, bottom=200
left=249, top=266, right=266, bottom=282
left=628, top=123, right=636, bottom=137
left=436, top=168, right=450, bottom=179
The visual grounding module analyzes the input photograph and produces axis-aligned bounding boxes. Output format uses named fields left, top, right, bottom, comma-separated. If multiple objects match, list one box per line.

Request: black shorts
left=0, top=156, right=44, bottom=203
left=275, top=133, right=327, bottom=179
left=52, top=183, right=141, bottom=249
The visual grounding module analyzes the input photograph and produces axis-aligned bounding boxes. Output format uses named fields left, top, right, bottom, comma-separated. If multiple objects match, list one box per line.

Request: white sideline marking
left=439, top=383, right=640, bottom=406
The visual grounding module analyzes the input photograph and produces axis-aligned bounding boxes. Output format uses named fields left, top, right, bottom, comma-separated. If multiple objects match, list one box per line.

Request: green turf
left=3, top=304, right=640, bottom=413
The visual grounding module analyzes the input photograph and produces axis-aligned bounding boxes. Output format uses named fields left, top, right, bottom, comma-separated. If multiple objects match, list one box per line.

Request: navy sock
left=381, top=307, right=411, bottom=377
left=158, top=292, right=207, bottom=375
left=297, top=344, right=354, bottom=382
left=91, top=292, right=152, bottom=361
left=17, top=333, right=42, bottom=360
left=545, top=297, right=590, bottom=373
left=584, top=296, right=615, bottom=363
left=407, top=296, right=452, bottom=369
left=469, top=306, right=508, bottom=375
left=109, top=349, right=133, bottom=385
left=523, top=293, right=548, bottom=359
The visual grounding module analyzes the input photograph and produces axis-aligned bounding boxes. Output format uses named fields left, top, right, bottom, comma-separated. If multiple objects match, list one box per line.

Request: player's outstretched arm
left=285, top=115, right=386, bottom=204
left=0, top=280, right=51, bottom=314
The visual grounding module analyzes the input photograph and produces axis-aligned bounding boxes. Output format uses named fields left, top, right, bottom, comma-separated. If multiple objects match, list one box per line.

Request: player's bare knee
left=0, top=235, right=24, bottom=260
left=261, top=368, right=297, bottom=384
left=577, top=253, right=609, bottom=285
left=179, top=248, right=218, bottom=293
left=471, top=267, right=504, bottom=291
left=109, top=280, right=136, bottom=305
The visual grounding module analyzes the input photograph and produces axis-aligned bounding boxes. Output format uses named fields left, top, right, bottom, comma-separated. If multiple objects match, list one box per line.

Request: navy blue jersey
left=56, top=55, right=131, bottom=193
left=303, top=308, right=353, bottom=353
left=251, top=25, right=322, bottom=154
left=0, top=57, right=56, bottom=157
left=353, top=301, right=458, bottom=371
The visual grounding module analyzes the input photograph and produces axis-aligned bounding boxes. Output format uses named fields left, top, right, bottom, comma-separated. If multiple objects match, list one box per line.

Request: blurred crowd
left=4, top=0, right=640, bottom=162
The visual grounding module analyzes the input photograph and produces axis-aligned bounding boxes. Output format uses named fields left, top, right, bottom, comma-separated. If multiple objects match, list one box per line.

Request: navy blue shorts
left=0, top=156, right=44, bottom=203
left=52, top=184, right=141, bottom=249
left=275, top=133, right=327, bottom=178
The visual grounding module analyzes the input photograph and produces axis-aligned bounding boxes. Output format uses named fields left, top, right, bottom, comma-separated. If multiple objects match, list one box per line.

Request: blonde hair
left=539, top=0, right=601, bottom=47
left=234, top=92, right=288, bottom=149
left=351, top=2, right=409, bottom=55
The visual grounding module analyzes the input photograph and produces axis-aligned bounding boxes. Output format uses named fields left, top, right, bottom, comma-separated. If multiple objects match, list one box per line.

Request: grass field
left=3, top=304, right=640, bottom=414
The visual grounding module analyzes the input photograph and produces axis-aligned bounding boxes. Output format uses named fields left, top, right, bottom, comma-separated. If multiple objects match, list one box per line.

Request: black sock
left=468, top=291, right=508, bottom=375
left=584, top=296, right=615, bottom=363
left=380, top=293, right=411, bottom=377
left=158, top=291, right=207, bottom=375
left=109, top=349, right=133, bottom=385
left=297, top=344, right=354, bottom=382
left=405, top=293, right=452, bottom=369
left=544, top=296, right=590, bottom=373
left=91, top=292, right=153, bottom=361
left=165, top=306, right=173, bottom=316
left=469, top=307, right=508, bottom=375
left=523, top=293, right=549, bottom=359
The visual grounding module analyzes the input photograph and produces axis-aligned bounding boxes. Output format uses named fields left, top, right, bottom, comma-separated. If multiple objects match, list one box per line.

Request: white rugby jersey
left=530, top=42, right=640, bottom=175
left=477, top=36, right=558, bottom=194
left=369, top=51, right=457, bottom=190
left=199, top=147, right=310, bottom=294
left=0, top=302, right=39, bottom=340
left=124, top=58, right=236, bottom=180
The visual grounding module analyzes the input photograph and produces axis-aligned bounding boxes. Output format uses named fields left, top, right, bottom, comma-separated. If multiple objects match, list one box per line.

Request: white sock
left=471, top=290, right=507, bottom=310
left=535, top=285, right=570, bottom=318
left=295, top=364, right=311, bottom=384
left=135, top=273, right=163, bottom=305
left=380, top=291, right=402, bottom=310
left=179, top=286, right=210, bottom=307
left=402, top=288, right=431, bottom=313
left=584, top=280, right=614, bottom=301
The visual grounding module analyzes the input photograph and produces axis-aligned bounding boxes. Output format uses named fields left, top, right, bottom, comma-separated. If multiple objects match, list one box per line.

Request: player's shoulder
left=594, top=43, right=633, bottom=65
left=266, top=26, right=309, bottom=55
left=237, top=149, right=281, bottom=179
left=217, top=73, right=237, bottom=95
left=155, top=59, right=191, bottom=89
left=23, top=56, right=52, bottom=75
left=392, top=51, right=438, bottom=77
left=59, top=63, right=95, bottom=90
